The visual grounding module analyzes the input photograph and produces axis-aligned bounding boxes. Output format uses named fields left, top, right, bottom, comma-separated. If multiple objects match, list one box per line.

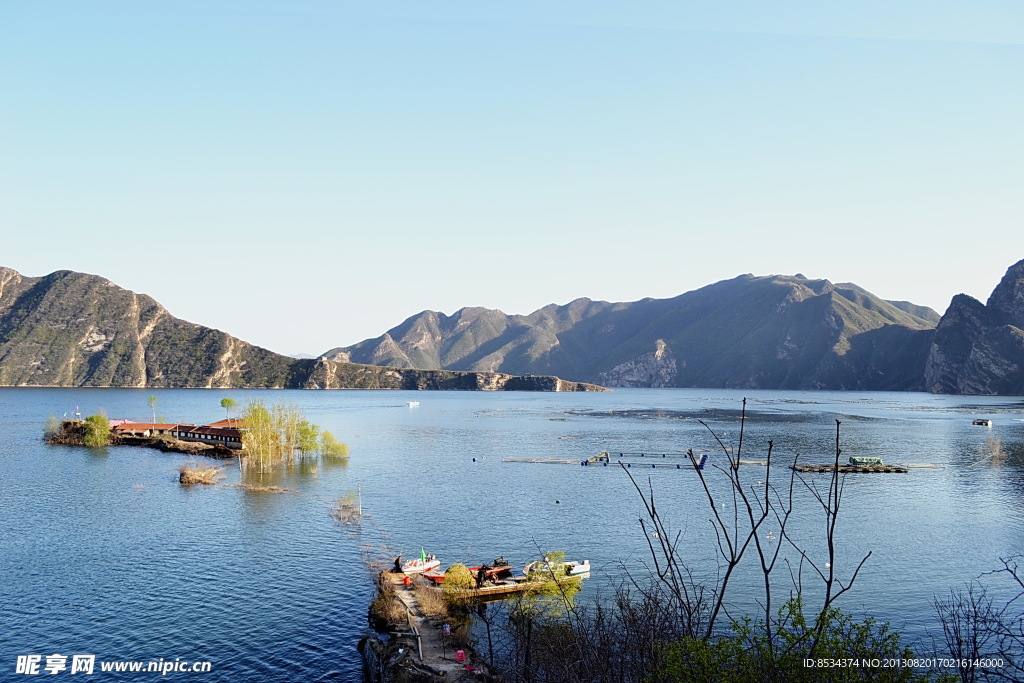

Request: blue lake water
left=2, top=387, right=1023, bottom=681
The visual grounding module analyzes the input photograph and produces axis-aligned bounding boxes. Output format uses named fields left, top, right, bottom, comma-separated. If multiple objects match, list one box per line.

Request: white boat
left=406, top=401, right=420, bottom=407
left=401, top=552, right=439, bottom=574
left=524, top=557, right=591, bottom=576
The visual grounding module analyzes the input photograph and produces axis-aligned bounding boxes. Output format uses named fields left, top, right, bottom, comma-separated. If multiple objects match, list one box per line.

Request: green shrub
left=82, top=414, right=110, bottom=448
left=663, top=597, right=932, bottom=683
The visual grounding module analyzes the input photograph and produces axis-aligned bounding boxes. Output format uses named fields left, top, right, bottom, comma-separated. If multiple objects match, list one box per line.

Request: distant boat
left=407, top=401, right=420, bottom=407
left=972, top=419, right=993, bottom=427
left=524, top=557, right=591, bottom=576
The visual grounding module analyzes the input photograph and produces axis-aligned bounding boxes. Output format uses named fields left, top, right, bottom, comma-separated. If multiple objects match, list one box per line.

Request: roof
left=112, top=422, right=178, bottom=432
left=205, top=418, right=246, bottom=429
left=188, top=426, right=242, bottom=438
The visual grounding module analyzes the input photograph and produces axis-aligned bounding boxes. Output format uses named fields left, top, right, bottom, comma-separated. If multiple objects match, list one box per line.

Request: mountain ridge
left=0, top=266, right=603, bottom=392
left=324, top=272, right=942, bottom=391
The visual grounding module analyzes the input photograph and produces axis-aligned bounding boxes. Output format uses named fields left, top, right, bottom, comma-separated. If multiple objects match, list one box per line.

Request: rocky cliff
left=924, top=259, right=1024, bottom=395
left=0, top=267, right=604, bottom=391
left=324, top=274, right=940, bottom=390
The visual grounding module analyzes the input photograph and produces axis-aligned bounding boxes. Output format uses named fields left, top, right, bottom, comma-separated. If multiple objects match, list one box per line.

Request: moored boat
left=402, top=550, right=440, bottom=574
left=524, top=556, right=591, bottom=576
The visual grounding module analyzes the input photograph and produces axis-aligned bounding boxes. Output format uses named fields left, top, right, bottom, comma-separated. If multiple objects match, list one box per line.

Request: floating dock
left=503, top=457, right=580, bottom=464
left=790, top=463, right=909, bottom=474
left=584, top=451, right=707, bottom=469
left=503, top=452, right=708, bottom=468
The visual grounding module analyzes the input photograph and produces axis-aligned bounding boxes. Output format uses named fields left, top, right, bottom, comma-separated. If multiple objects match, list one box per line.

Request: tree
left=43, top=414, right=62, bottom=439
left=443, top=564, right=475, bottom=606
left=83, top=414, right=110, bottom=448
left=239, top=400, right=348, bottom=471
left=296, top=419, right=320, bottom=457
left=320, top=430, right=349, bottom=461
left=147, top=395, right=158, bottom=424
left=220, top=397, right=237, bottom=419
left=240, top=399, right=279, bottom=470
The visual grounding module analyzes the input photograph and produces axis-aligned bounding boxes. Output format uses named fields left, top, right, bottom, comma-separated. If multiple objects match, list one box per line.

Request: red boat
left=424, top=563, right=514, bottom=585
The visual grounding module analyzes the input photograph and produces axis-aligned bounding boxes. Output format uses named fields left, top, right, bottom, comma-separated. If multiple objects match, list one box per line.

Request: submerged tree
left=239, top=399, right=349, bottom=471
left=296, top=420, right=320, bottom=457
left=240, top=399, right=280, bottom=470
left=320, top=430, right=349, bottom=461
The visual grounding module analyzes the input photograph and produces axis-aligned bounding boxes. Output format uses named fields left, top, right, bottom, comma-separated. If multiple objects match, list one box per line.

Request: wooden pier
left=384, top=569, right=585, bottom=600
left=446, top=573, right=587, bottom=601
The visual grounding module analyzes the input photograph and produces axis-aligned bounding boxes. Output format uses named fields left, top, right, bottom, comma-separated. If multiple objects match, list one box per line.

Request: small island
left=47, top=416, right=245, bottom=458
left=44, top=399, right=351, bottom=474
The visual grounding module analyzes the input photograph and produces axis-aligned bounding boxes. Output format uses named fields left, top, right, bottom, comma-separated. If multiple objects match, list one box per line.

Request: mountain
left=0, top=267, right=603, bottom=391
left=924, top=259, right=1024, bottom=395
left=323, top=274, right=941, bottom=391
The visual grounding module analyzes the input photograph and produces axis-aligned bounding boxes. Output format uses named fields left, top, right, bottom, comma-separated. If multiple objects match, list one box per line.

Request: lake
left=2, top=387, right=1022, bottom=681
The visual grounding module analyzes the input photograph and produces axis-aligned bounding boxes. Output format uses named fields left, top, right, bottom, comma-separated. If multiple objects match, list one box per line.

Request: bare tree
left=936, top=555, right=1024, bottom=682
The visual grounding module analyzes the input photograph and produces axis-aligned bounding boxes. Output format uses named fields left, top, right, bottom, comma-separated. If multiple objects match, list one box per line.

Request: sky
left=2, top=1, right=1021, bottom=356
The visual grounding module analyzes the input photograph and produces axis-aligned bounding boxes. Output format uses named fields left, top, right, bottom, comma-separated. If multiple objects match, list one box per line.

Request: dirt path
left=387, top=576, right=492, bottom=680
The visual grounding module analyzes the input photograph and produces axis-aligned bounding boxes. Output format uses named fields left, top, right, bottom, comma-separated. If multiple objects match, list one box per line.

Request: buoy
left=403, top=576, right=411, bottom=586
left=456, top=650, right=466, bottom=663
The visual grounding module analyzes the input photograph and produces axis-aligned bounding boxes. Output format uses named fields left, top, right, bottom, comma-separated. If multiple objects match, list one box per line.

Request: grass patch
left=413, top=580, right=449, bottom=619
left=370, top=573, right=409, bottom=630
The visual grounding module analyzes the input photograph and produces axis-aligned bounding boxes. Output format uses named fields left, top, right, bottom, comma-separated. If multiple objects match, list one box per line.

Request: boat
left=423, top=569, right=447, bottom=584
left=972, top=418, right=993, bottom=427
left=424, top=559, right=514, bottom=585
left=524, top=556, right=591, bottom=576
left=406, top=401, right=420, bottom=407
left=401, top=549, right=440, bottom=574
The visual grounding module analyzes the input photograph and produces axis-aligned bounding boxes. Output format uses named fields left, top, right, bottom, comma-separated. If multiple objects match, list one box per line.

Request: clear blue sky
left=2, top=1, right=1021, bottom=355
